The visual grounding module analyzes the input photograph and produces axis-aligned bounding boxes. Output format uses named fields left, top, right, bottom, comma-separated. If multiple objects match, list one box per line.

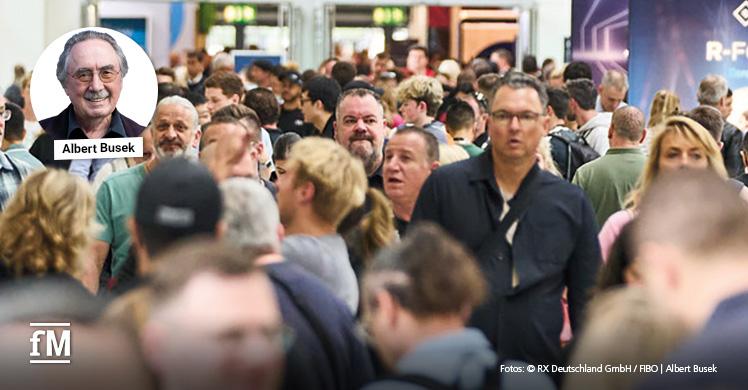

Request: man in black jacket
left=697, top=75, right=744, bottom=177
left=411, top=72, right=601, bottom=370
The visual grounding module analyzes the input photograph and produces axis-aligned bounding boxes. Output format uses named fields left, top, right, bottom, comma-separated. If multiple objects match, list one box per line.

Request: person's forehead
left=169, top=272, right=279, bottom=329
left=661, top=132, right=702, bottom=149
left=388, top=132, right=428, bottom=154
left=604, top=85, right=627, bottom=96
left=155, top=104, right=193, bottom=121
left=492, top=86, right=543, bottom=111
left=205, top=87, right=226, bottom=98
left=69, top=39, right=118, bottom=64
left=339, top=95, right=381, bottom=116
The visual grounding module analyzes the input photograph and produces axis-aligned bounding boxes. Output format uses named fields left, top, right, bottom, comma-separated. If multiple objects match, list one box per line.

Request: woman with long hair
left=599, top=116, right=726, bottom=261
left=0, top=170, right=98, bottom=292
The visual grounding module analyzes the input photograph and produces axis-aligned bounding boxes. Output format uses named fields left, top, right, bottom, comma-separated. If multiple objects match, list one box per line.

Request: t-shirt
left=95, top=163, right=147, bottom=276
left=572, top=148, right=645, bottom=228
left=457, top=141, right=484, bottom=157
left=278, top=108, right=306, bottom=136
left=281, top=234, right=359, bottom=313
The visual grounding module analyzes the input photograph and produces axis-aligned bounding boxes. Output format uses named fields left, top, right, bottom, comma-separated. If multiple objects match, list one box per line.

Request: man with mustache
left=334, top=88, right=386, bottom=189
left=31, top=30, right=145, bottom=180
left=90, top=95, right=201, bottom=293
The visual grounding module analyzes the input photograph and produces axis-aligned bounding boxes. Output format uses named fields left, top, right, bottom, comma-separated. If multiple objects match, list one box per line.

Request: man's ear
left=417, top=101, right=429, bottom=114
left=333, top=119, right=338, bottom=140
left=430, top=160, right=440, bottom=171
left=192, top=128, right=202, bottom=149
left=297, top=180, right=316, bottom=204
left=375, top=289, right=400, bottom=328
left=639, top=128, right=647, bottom=144
left=608, top=126, right=614, bottom=140
left=230, top=94, right=241, bottom=105
left=546, top=105, right=556, bottom=118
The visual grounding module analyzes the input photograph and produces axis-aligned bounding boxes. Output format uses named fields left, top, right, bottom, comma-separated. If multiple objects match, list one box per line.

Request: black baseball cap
left=135, top=158, right=222, bottom=237
left=252, top=60, right=275, bottom=73
left=280, top=71, right=303, bottom=86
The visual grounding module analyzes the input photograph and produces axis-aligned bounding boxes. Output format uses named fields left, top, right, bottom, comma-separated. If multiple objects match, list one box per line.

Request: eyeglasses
left=490, top=110, right=543, bottom=127
left=0, top=106, right=9, bottom=121
left=68, top=68, right=120, bottom=83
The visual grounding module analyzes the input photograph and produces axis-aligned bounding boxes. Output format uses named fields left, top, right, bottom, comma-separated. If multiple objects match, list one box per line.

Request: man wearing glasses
left=411, top=72, right=601, bottom=377
left=0, top=98, right=44, bottom=210
left=31, top=30, right=145, bottom=179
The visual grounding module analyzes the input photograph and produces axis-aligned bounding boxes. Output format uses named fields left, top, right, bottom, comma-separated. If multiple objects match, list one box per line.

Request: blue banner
left=629, top=0, right=748, bottom=119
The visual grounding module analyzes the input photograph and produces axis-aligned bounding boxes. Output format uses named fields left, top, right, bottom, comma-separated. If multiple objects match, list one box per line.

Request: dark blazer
left=722, top=122, right=745, bottom=178
left=32, top=104, right=145, bottom=170
left=411, top=152, right=601, bottom=367
left=40, top=104, right=145, bottom=139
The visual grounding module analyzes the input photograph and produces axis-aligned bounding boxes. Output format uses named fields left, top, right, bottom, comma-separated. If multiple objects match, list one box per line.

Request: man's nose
left=89, top=73, right=104, bottom=90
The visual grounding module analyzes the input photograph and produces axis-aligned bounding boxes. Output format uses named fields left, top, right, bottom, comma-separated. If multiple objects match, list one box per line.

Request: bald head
left=611, top=106, right=645, bottom=142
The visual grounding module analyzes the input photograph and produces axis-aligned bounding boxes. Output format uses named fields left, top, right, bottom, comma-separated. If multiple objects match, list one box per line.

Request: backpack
left=549, top=128, right=600, bottom=181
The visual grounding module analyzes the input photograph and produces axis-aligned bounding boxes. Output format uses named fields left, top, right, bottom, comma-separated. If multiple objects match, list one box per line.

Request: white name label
left=54, top=138, right=143, bottom=160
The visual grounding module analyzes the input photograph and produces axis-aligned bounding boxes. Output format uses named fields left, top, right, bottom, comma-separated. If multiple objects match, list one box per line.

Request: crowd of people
left=1, top=31, right=747, bottom=390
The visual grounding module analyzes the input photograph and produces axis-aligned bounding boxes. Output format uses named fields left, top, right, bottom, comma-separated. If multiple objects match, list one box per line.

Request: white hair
left=220, top=178, right=280, bottom=253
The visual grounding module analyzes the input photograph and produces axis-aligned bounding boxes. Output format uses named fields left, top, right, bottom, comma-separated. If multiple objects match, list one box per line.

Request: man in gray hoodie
left=362, top=223, right=554, bottom=390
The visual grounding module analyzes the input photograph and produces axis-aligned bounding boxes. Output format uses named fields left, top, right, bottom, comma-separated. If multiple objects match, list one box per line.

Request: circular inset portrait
left=30, top=27, right=157, bottom=139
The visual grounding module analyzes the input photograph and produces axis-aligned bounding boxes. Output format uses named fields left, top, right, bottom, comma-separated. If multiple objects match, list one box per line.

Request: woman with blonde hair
left=599, top=116, right=726, bottom=260
left=0, top=170, right=97, bottom=292
left=642, top=90, right=680, bottom=155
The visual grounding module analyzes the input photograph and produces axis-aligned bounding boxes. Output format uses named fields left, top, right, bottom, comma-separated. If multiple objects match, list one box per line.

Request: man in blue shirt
left=411, top=72, right=601, bottom=369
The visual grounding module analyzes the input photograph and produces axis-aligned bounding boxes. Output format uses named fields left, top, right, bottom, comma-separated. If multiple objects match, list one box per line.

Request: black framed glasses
left=490, top=110, right=543, bottom=127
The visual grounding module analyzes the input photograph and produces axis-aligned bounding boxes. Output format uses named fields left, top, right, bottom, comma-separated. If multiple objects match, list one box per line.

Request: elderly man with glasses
left=30, top=30, right=145, bottom=180
left=0, top=97, right=45, bottom=210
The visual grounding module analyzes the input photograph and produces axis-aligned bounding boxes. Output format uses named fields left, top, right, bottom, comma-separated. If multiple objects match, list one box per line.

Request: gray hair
left=153, top=95, right=199, bottom=133
left=497, top=71, right=549, bottom=108
left=211, top=52, right=234, bottom=73
left=220, top=178, right=280, bottom=254
left=56, top=30, right=129, bottom=85
left=611, top=106, right=645, bottom=142
left=697, top=74, right=727, bottom=106
left=601, top=70, right=629, bottom=91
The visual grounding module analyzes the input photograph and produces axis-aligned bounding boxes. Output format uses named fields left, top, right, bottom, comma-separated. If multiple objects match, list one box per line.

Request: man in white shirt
left=567, top=79, right=612, bottom=155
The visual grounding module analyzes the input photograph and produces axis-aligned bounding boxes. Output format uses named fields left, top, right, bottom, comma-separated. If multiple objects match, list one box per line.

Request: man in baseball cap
left=130, top=157, right=224, bottom=275
left=279, top=71, right=306, bottom=135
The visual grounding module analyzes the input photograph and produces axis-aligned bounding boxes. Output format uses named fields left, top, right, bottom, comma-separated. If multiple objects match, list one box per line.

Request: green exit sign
left=223, top=4, right=256, bottom=24
left=373, top=7, right=407, bottom=26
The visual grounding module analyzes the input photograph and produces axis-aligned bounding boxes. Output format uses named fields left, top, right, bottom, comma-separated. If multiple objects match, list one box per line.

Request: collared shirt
left=0, top=151, right=45, bottom=210
left=66, top=108, right=124, bottom=181
left=411, top=151, right=601, bottom=366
